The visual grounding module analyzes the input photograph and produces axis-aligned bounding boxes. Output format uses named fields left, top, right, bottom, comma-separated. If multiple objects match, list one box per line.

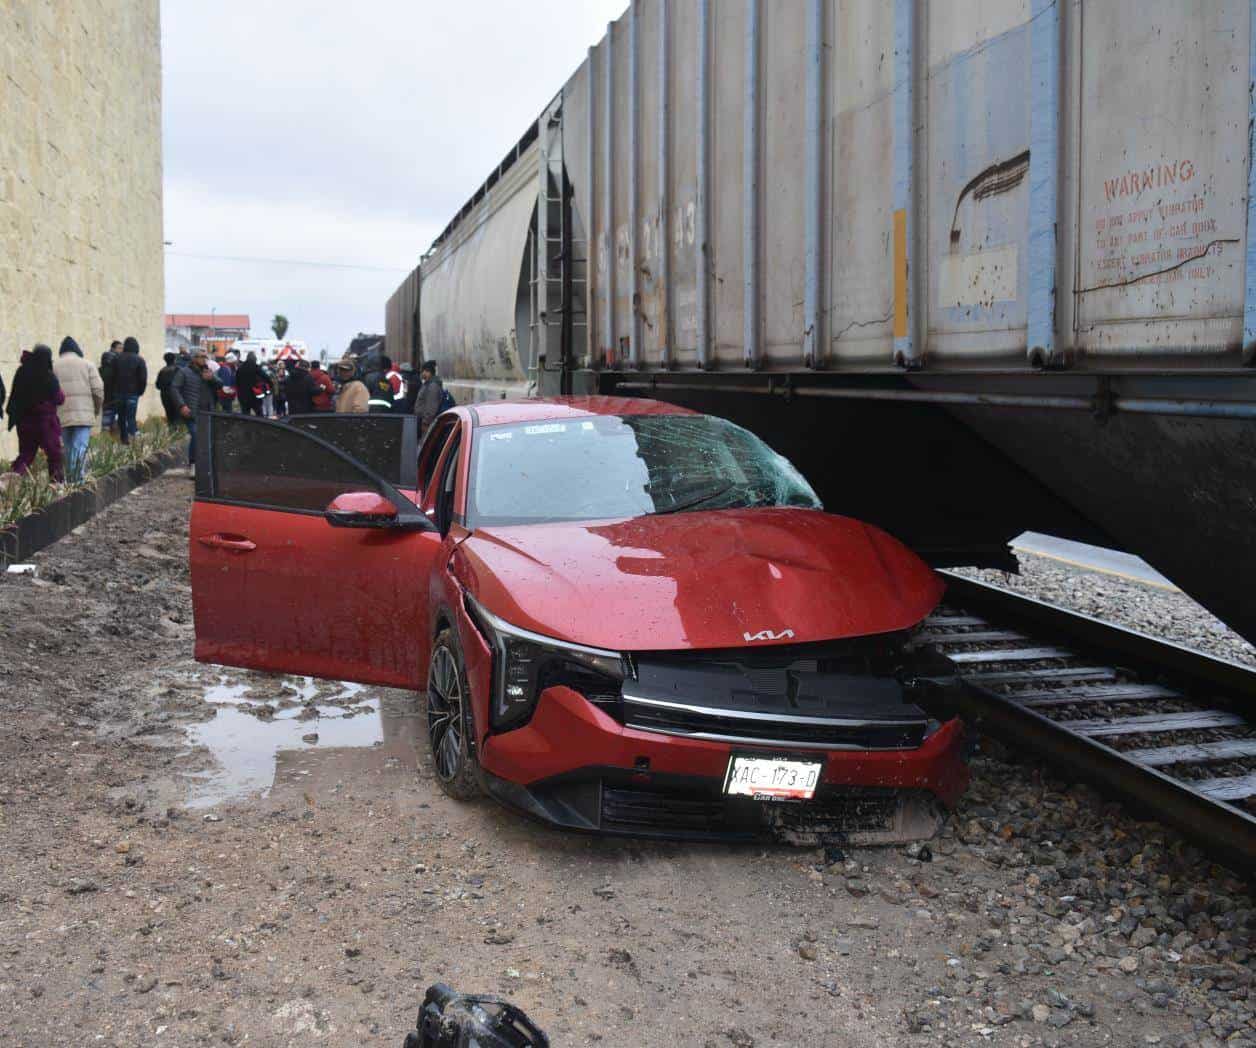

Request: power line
left=166, top=250, right=410, bottom=274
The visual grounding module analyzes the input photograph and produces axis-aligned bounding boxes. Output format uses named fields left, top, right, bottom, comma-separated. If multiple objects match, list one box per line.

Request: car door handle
left=198, top=534, right=257, bottom=553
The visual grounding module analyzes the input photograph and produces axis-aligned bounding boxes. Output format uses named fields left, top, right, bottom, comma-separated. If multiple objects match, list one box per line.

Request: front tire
left=426, top=628, right=482, bottom=800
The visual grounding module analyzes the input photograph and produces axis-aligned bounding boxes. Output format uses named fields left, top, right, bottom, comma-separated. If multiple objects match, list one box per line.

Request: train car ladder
left=530, top=97, right=587, bottom=395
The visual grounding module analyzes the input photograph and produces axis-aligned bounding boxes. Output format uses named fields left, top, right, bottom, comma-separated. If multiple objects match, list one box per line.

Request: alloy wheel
left=427, top=645, right=464, bottom=782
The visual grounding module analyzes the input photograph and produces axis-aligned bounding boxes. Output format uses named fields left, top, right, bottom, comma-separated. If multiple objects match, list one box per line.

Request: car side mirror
left=325, top=491, right=399, bottom=528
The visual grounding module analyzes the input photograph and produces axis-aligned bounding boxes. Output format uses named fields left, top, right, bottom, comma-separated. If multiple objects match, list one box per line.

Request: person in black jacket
left=99, top=340, right=121, bottom=437
left=155, top=352, right=181, bottom=423
left=283, top=359, right=318, bottom=415
left=235, top=352, right=265, bottom=416
left=271, top=361, right=288, bottom=417
left=168, top=349, right=220, bottom=466
left=112, top=336, right=147, bottom=443
left=400, top=365, right=419, bottom=414
left=414, top=360, right=446, bottom=435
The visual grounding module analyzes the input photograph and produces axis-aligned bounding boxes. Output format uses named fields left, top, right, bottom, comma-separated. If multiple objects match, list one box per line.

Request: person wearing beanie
left=9, top=344, right=66, bottom=481
left=54, top=336, right=104, bottom=482
left=414, top=359, right=447, bottom=435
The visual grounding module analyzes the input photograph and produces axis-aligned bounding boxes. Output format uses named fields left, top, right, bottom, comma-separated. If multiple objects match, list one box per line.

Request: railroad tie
left=1066, top=709, right=1245, bottom=738
left=922, top=629, right=1028, bottom=645
left=1192, top=773, right=1256, bottom=803
left=923, top=615, right=989, bottom=628
left=1122, top=738, right=1256, bottom=767
left=964, top=667, right=1119, bottom=685
left=947, top=646, right=1075, bottom=665
left=1011, top=684, right=1180, bottom=708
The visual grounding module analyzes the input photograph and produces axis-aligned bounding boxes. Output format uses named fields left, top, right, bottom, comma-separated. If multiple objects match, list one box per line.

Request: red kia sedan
left=189, top=398, right=968, bottom=843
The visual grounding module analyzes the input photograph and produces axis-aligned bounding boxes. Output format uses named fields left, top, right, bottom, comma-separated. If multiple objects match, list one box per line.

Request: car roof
left=469, top=395, right=698, bottom=428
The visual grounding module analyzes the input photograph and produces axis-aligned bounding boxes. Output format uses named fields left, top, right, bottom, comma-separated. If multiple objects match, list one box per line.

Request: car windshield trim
left=466, top=413, right=820, bottom=529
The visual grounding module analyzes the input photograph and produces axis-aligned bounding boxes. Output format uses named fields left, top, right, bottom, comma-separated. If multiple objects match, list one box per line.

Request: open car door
left=189, top=413, right=440, bottom=689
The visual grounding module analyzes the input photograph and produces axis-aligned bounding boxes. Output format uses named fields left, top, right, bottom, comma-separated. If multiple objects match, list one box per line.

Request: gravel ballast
left=953, top=553, right=1256, bottom=669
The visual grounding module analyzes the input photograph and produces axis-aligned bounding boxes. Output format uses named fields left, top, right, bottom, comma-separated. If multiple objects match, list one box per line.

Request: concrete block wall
left=0, top=0, right=164, bottom=460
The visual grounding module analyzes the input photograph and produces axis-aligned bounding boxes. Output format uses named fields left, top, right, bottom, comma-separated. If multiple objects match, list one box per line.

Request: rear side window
left=286, top=414, right=417, bottom=488
left=207, top=415, right=394, bottom=513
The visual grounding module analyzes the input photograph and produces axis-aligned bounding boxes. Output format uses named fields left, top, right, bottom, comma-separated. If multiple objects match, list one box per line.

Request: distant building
left=165, top=313, right=251, bottom=352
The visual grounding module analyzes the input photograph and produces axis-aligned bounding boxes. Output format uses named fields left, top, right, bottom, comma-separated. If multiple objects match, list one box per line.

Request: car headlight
left=465, top=595, right=628, bottom=730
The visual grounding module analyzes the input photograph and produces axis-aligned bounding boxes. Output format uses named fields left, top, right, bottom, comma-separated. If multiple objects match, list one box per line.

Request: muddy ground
left=0, top=476, right=1252, bottom=1047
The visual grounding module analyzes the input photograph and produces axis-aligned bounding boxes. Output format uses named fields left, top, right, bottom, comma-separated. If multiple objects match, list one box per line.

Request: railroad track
left=930, top=573, right=1256, bottom=874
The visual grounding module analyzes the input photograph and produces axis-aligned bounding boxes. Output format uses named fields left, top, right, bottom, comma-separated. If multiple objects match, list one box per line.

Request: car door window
left=416, top=414, right=457, bottom=500
left=202, top=414, right=416, bottom=514
left=286, top=414, right=417, bottom=489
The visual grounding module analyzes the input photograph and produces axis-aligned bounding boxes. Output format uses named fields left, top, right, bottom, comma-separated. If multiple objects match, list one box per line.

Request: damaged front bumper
left=482, top=768, right=950, bottom=846
left=478, top=687, right=969, bottom=845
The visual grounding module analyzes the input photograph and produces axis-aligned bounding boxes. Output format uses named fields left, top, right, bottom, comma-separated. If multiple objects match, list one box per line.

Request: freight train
left=386, top=0, right=1256, bottom=647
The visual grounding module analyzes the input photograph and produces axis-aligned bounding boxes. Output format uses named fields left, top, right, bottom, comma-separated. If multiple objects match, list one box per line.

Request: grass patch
left=0, top=417, right=184, bottom=531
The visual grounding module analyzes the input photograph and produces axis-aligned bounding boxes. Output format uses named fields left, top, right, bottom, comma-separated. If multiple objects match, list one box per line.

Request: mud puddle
left=182, top=676, right=424, bottom=808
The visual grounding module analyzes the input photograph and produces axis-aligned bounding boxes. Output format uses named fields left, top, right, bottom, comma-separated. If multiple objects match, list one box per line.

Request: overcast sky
left=161, top=1, right=624, bottom=355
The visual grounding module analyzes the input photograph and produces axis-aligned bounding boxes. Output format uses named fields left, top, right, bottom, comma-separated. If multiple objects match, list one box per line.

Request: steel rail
left=937, top=572, right=1256, bottom=875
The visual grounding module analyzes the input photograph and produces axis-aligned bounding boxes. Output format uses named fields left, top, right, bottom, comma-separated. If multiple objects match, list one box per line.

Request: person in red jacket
left=308, top=360, right=335, bottom=412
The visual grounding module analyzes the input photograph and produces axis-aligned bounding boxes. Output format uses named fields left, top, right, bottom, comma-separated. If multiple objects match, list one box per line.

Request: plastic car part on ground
left=403, top=983, right=550, bottom=1048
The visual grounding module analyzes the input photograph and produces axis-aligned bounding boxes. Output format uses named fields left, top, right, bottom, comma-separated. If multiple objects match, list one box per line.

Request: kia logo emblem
left=743, top=629, right=795, bottom=642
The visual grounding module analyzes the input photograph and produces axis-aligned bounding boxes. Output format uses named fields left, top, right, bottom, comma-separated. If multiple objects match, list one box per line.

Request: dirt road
left=0, top=476, right=1251, bottom=1046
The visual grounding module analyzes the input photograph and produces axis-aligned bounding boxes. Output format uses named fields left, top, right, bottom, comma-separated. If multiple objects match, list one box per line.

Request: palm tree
left=271, top=314, right=289, bottom=340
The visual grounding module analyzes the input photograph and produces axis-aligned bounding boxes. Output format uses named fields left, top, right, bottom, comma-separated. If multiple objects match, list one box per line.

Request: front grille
left=623, top=696, right=926, bottom=749
left=623, top=638, right=930, bottom=750
left=601, top=787, right=728, bottom=834
left=599, top=782, right=902, bottom=839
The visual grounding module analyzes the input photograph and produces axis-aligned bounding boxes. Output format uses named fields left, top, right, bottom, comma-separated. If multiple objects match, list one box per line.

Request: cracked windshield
left=468, top=414, right=821, bottom=525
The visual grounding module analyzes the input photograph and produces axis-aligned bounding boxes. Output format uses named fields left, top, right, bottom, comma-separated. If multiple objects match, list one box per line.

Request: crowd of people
left=0, top=335, right=145, bottom=484
left=0, top=336, right=450, bottom=480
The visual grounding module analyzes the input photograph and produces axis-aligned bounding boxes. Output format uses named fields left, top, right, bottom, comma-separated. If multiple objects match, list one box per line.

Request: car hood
left=453, top=509, right=943, bottom=651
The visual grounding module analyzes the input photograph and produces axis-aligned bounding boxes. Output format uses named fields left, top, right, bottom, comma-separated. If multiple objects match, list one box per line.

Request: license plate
left=723, top=755, right=822, bottom=801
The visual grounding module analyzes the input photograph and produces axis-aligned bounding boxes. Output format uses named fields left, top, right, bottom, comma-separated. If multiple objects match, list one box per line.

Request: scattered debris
left=404, top=983, right=549, bottom=1047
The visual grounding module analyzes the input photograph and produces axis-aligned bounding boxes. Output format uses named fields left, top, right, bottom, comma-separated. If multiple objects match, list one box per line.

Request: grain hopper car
left=386, top=0, right=1256, bottom=647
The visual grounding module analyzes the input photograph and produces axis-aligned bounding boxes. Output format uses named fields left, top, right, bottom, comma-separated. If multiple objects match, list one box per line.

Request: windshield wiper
left=652, top=483, right=737, bottom=515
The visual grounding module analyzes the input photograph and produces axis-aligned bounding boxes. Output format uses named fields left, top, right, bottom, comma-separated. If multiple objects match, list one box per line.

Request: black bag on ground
left=403, top=983, right=549, bottom=1048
